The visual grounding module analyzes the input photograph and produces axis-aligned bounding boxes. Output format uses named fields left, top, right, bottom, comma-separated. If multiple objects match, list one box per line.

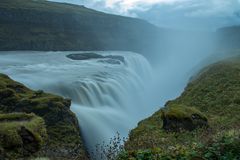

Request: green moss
left=0, top=0, right=103, bottom=15
left=126, top=56, right=240, bottom=159
left=161, top=104, right=207, bottom=121
left=0, top=112, right=33, bottom=121
left=0, top=113, right=47, bottom=158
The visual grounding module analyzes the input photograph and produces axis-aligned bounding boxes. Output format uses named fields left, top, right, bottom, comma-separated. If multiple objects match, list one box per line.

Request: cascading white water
left=0, top=51, right=157, bottom=155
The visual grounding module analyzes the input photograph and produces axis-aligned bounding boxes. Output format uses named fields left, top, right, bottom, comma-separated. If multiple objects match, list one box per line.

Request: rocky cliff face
left=0, top=0, right=161, bottom=59
left=0, top=73, right=88, bottom=159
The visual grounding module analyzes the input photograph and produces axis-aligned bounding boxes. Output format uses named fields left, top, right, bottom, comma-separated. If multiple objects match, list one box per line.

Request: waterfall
left=0, top=51, right=155, bottom=155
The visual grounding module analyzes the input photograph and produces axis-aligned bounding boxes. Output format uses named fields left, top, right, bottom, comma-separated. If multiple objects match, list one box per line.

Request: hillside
left=0, top=0, right=161, bottom=58
left=122, top=56, right=240, bottom=159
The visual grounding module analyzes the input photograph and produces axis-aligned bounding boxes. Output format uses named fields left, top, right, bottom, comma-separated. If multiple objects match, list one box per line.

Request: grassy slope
left=0, top=0, right=160, bottom=59
left=0, top=73, right=88, bottom=159
left=0, top=0, right=103, bottom=14
left=124, top=56, right=240, bottom=159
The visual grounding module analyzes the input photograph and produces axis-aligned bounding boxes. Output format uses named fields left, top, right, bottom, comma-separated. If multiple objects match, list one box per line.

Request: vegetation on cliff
left=0, top=73, right=88, bottom=159
left=0, top=113, right=47, bottom=159
left=123, top=56, right=240, bottom=159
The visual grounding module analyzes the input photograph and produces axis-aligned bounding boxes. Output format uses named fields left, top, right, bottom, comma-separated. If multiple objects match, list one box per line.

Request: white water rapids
left=0, top=51, right=159, bottom=153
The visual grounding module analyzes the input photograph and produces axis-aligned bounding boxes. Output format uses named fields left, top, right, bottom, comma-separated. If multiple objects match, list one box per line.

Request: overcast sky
left=50, top=0, right=240, bottom=30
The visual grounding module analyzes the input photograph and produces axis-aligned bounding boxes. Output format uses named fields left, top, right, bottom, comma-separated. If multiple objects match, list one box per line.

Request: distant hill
left=217, top=25, right=240, bottom=51
left=0, top=0, right=161, bottom=58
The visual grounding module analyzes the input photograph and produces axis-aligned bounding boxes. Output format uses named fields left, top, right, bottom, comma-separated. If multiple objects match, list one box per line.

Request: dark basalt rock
left=67, top=53, right=104, bottom=60
left=161, top=105, right=208, bottom=132
left=162, top=114, right=208, bottom=132
left=18, top=126, right=40, bottom=156
left=0, top=148, right=5, bottom=160
left=66, top=53, right=125, bottom=64
left=105, top=55, right=125, bottom=64
left=98, top=59, right=121, bottom=65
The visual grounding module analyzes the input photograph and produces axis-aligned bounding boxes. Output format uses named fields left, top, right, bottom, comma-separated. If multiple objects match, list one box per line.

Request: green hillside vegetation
left=122, top=56, right=240, bottom=159
left=0, top=73, right=88, bottom=159
left=0, top=0, right=102, bottom=14
left=0, top=113, right=47, bottom=159
left=0, top=0, right=160, bottom=59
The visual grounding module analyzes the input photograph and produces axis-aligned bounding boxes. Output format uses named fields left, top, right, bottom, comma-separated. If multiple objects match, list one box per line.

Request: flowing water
left=0, top=51, right=158, bottom=153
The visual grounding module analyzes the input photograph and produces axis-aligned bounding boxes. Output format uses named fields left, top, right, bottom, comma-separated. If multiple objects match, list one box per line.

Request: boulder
left=161, top=104, right=208, bottom=132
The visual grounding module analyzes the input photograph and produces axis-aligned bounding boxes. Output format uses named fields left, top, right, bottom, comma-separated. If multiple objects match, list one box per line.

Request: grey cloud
left=49, top=0, right=240, bottom=30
